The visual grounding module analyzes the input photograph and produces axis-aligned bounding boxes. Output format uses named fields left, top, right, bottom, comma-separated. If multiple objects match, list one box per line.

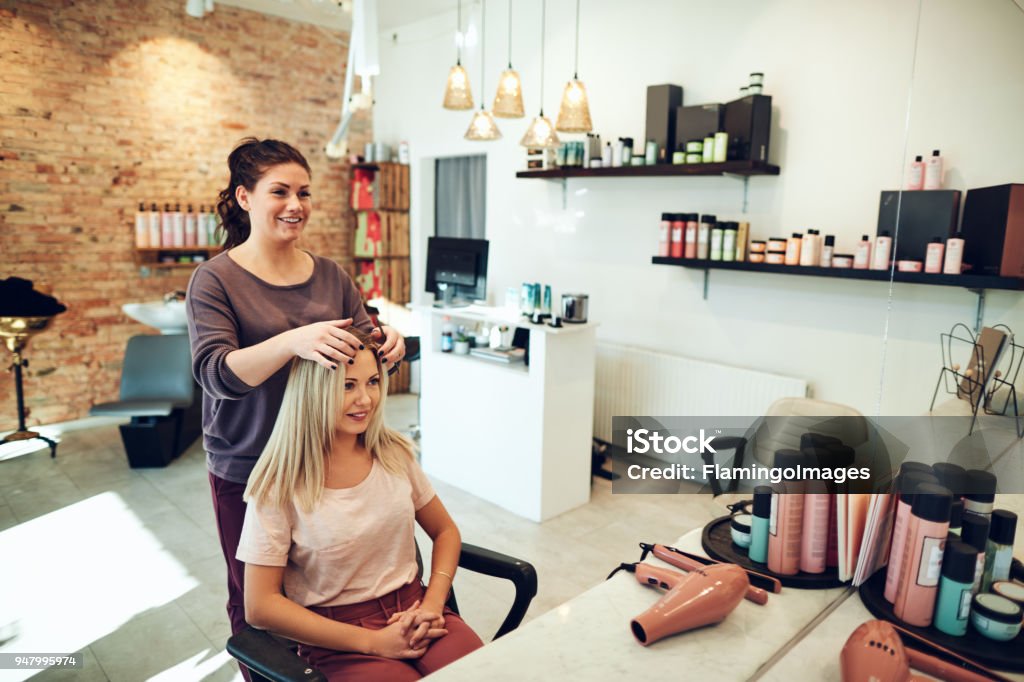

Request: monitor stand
left=432, top=284, right=472, bottom=309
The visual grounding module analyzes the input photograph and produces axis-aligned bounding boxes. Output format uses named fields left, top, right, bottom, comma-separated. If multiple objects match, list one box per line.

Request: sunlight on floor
left=0, top=492, right=198, bottom=681
left=147, top=648, right=242, bottom=681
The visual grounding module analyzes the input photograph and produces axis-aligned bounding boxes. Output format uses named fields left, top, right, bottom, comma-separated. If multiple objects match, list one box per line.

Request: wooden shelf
left=516, top=160, right=780, bottom=180
left=147, top=262, right=208, bottom=270
left=353, top=254, right=410, bottom=260
left=651, top=257, right=1024, bottom=291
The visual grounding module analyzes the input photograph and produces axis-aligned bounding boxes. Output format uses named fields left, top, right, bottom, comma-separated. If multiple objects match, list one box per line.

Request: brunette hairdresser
left=185, top=138, right=405, bottom=668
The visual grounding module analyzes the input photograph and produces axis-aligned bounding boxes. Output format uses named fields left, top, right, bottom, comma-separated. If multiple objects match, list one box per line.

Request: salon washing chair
left=226, top=542, right=538, bottom=682
left=89, top=334, right=202, bottom=468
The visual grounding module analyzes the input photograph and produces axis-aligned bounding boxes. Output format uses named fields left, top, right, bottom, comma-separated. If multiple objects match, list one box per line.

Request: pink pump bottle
left=768, top=449, right=806, bottom=576
left=884, top=470, right=939, bottom=603
left=893, top=484, right=953, bottom=627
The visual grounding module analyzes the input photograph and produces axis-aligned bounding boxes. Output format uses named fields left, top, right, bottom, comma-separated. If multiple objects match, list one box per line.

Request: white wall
left=374, top=0, right=1024, bottom=416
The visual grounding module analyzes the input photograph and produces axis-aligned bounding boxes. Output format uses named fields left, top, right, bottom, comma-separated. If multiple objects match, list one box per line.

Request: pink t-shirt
left=236, top=449, right=436, bottom=607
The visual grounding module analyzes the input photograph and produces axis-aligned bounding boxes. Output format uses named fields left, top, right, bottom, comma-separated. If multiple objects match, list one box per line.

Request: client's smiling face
left=338, top=349, right=381, bottom=437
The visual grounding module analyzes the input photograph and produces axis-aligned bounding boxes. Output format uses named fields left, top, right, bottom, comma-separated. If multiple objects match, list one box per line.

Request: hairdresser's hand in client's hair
left=285, top=319, right=363, bottom=370
left=372, top=325, right=406, bottom=367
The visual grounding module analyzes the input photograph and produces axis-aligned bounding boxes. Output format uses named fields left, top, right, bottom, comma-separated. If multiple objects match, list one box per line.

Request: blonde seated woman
left=236, top=328, right=483, bottom=681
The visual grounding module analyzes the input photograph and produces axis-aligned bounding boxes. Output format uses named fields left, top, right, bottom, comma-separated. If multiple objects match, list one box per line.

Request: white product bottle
left=148, top=203, right=161, bottom=247
left=821, top=235, right=835, bottom=268
left=924, top=149, right=944, bottom=190
left=134, top=202, right=149, bottom=248
left=943, top=234, right=965, bottom=275
left=872, top=231, right=892, bottom=270
left=172, top=203, right=185, bottom=248
left=907, top=155, right=925, bottom=190
left=925, top=238, right=945, bottom=274
left=713, top=132, right=729, bottom=163
left=854, top=234, right=872, bottom=270
left=602, top=142, right=612, bottom=168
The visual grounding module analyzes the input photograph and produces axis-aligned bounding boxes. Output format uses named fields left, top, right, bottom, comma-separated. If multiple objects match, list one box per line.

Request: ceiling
left=215, top=0, right=461, bottom=31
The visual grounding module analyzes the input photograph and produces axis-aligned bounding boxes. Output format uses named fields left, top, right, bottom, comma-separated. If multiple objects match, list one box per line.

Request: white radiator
left=593, top=343, right=808, bottom=442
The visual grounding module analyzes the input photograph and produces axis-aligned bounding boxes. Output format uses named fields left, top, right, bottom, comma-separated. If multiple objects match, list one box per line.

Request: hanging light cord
left=539, top=0, right=546, bottom=114
left=573, top=0, right=580, bottom=79
left=506, top=0, right=512, bottom=68
left=480, top=0, right=486, bottom=104
left=456, top=0, right=462, bottom=65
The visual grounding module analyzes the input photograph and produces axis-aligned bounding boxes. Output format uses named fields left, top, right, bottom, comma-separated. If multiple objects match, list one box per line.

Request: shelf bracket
left=968, top=288, right=986, bottom=333
left=722, top=173, right=751, bottom=213
left=703, top=268, right=710, bottom=300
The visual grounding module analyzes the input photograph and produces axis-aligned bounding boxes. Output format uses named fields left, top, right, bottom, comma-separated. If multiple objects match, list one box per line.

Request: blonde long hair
left=244, top=329, right=416, bottom=511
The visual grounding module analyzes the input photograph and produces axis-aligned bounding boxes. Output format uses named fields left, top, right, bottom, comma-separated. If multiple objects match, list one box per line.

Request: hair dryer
left=840, top=620, right=1006, bottom=682
left=623, top=562, right=749, bottom=646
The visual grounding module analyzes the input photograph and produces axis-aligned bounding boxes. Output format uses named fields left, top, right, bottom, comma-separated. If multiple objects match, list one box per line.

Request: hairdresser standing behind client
left=185, top=138, right=405, bottom=658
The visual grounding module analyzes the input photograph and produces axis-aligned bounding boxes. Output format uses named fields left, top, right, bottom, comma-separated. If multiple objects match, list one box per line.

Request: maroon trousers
left=300, top=580, right=483, bottom=681
left=208, top=472, right=483, bottom=681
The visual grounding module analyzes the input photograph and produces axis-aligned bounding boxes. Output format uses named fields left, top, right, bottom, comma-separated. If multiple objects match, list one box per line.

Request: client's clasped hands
left=373, top=599, right=448, bottom=659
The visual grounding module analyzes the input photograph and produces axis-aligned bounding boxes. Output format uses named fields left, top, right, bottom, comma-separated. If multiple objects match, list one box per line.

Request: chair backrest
left=752, top=397, right=868, bottom=465
left=119, top=334, right=194, bottom=406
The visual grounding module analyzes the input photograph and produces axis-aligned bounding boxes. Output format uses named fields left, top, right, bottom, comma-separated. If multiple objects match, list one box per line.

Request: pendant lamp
left=443, top=0, right=473, bottom=110
left=492, top=0, right=524, bottom=118
left=465, top=0, right=501, bottom=140
left=519, top=0, right=560, bottom=148
left=555, top=0, right=592, bottom=132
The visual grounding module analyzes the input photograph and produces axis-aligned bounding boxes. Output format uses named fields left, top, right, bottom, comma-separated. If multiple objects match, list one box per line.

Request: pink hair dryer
left=840, top=620, right=1005, bottom=682
left=618, top=562, right=749, bottom=646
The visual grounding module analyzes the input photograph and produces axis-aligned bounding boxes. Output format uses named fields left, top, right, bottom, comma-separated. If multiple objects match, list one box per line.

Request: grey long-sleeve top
left=186, top=251, right=372, bottom=484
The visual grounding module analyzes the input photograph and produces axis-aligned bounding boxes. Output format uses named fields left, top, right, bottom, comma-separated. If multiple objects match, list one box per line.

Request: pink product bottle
left=684, top=214, right=698, bottom=259
left=697, top=214, right=715, bottom=259
left=893, top=484, right=952, bottom=627
left=853, top=234, right=872, bottom=270
left=800, top=481, right=830, bottom=574
left=185, top=204, right=198, bottom=248
left=767, top=450, right=806, bottom=576
left=884, top=471, right=938, bottom=603
left=659, top=213, right=673, bottom=257
left=799, top=229, right=820, bottom=267
left=148, top=203, right=162, bottom=247
left=871, top=231, right=892, bottom=271
left=924, top=238, right=945, bottom=274
left=943, top=233, right=964, bottom=275
left=907, top=155, right=925, bottom=190
left=161, top=203, right=174, bottom=247
left=134, top=202, right=149, bottom=248
left=826, top=493, right=839, bottom=567
left=784, top=233, right=802, bottom=266
left=923, top=149, right=943, bottom=190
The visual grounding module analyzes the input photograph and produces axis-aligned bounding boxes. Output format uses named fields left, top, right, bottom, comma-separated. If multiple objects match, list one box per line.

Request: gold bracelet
left=433, top=570, right=454, bottom=582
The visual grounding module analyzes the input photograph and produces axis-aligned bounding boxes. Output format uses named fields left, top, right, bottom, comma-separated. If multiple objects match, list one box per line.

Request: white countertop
left=426, top=528, right=848, bottom=681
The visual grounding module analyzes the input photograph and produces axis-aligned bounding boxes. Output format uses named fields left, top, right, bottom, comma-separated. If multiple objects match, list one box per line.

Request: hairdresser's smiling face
left=236, top=162, right=312, bottom=244
left=337, top=349, right=381, bottom=437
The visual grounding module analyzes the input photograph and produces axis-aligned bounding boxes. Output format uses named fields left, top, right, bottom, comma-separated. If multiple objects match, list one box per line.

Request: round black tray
left=858, top=568, right=1024, bottom=672
left=701, top=514, right=845, bottom=589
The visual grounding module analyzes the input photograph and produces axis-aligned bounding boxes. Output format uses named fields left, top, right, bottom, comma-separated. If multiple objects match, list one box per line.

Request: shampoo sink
left=122, top=301, right=188, bottom=334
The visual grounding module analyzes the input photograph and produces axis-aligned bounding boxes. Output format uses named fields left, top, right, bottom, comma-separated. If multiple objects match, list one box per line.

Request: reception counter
left=417, top=305, right=598, bottom=522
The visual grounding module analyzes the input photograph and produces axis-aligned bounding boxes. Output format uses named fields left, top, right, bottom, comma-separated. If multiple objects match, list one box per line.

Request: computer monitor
left=425, top=237, right=489, bottom=306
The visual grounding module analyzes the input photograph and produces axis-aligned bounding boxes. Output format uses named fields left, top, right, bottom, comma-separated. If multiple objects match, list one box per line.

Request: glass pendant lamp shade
left=519, top=113, right=560, bottom=148
left=555, top=78, right=592, bottom=132
left=465, top=109, right=502, bottom=140
left=492, top=68, right=525, bottom=118
left=443, top=63, right=474, bottom=110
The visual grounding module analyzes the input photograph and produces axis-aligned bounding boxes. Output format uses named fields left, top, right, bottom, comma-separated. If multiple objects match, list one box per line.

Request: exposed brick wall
left=0, top=0, right=370, bottom=430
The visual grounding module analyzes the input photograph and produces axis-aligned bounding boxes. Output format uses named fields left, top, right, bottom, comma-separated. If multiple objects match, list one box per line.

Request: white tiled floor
left=0, top=395, right=725, bottom=681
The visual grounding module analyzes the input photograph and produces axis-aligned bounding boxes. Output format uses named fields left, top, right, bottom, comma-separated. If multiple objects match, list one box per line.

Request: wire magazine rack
left=929, top=323, right=1023, bottom=438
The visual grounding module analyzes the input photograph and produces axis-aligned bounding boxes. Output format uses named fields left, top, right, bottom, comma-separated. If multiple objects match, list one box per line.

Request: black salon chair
left=89, top=334, right=202, bottom=468
left=226, top=542, right=537, bottom=682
